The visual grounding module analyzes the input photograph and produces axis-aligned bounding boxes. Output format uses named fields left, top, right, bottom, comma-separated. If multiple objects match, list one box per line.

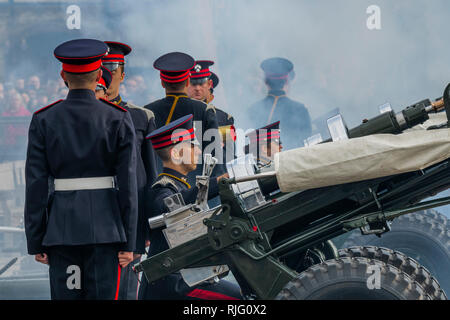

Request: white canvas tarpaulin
left=274, top=128, right=450, bottom=193
left=406, top=112, right=448, bottom=131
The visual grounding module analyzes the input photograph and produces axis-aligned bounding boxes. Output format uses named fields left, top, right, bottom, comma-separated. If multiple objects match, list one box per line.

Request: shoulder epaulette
left=99, top=98, right=127, bottom=112
left=125, top=102, right=155, bottom=121
left=34, top=99, right=63, bottom=115
left=217, top=107, right=234, bottom=120
left=191, top=98, right=207, bottom=106
left=152, top=176, right=178, bottom=190
left=206, top=103, right=217, bottom=113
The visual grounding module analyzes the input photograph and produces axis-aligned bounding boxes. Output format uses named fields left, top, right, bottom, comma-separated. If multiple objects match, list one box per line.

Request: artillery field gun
left=135, top=83, right=450, bottom=300
left=315, top=90, right=450, bottom=296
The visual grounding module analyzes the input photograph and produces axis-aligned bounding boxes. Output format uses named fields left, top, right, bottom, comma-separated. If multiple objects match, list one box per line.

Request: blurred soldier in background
left=247, top=57, right=311, bottom=150
left=103, top=41, right=158, bottom=300
left=24, top=39, right=138, bottom=299
left=244, top=121, right=283, bottom=168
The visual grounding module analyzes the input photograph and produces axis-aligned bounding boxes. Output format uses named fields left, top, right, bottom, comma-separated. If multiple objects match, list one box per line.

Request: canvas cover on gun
left=405, top=112, right=448, bottom=131
left=275, top=128, right=450, bottom=192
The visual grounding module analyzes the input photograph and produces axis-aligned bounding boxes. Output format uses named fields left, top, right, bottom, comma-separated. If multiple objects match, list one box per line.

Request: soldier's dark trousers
left=48, top=244, right=120, bottom=300
left=118, top=257, right=140, bottom=300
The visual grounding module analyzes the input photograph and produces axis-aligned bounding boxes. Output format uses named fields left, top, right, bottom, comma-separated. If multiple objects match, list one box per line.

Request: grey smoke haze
left=73, top=0, right=450, bottom=130
left=3, top=0, right=450, bottom=128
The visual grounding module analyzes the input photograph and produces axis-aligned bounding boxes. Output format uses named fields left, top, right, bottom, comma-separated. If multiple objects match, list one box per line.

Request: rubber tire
left=275, top=257, right=430, bottom=300
left=338, top=246, right=446, bottom=300
left=341, top=211, right=450, bottom=295
left=282, top=240, right=339, bottom=273
left=422, top=209, right=449, bottom=227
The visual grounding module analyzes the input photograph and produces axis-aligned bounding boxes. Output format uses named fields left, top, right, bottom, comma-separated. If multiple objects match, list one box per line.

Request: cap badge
left=194, top=64, right=202, bottom=72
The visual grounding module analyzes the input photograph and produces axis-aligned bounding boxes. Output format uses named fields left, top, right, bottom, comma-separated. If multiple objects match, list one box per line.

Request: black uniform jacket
left=147, top=167, right=219, bottom=257
left=112, top=95, right=158, bottom=254
left=248, top=89, right=312, bottom=150
left=215, top=108, right=234, bottom=127
left=144, top=93, right=225, bottom=186
left=214, top=106, right=235, bottom=164
left=24, top=89, right=138, bottom=254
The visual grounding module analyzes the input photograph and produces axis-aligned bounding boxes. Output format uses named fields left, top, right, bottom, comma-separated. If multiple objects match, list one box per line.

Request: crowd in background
left=0, top=73, right=154, bottom=118
left=0, top=75, right=63, bottom=117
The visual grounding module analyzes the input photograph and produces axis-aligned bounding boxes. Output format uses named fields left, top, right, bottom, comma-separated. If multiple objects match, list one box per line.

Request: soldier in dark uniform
left=247, top=57, right=312, bottom=150
left=211, top=72, right=236, bottom=162
left=102, top=41, right=129, bottom=108
left=187, top=60, right=214, bottom=102
left=102, top=41, right=158, bottom=300
left=94, top=66, right=112, bottom=100
left=244, top=121, right=283, bottom=168
left=65, top=66, right=111, bottom=100
left=144, top=52, right=225, bottom=187
left=24, top=39, right=138, bottom=300
left=138, top=114, right=241, bottom=300
left=187, top=61, right=236, bottom=165
left=213, top=72, right=236, bottom=163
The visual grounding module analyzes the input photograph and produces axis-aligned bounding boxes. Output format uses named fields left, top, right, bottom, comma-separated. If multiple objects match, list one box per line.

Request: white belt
left=54, top=176, right=115, bottom=191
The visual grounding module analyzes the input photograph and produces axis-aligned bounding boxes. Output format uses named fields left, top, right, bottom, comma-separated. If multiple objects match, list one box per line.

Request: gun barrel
left=429, top=97, right=444, bottom=112
left=348, top=99, right=434, bottom=138
left=148, top=215, right=165, bottom=229
left=230, top=171, right=277, bottom=184
left=347, top=84, right=450, bottom=140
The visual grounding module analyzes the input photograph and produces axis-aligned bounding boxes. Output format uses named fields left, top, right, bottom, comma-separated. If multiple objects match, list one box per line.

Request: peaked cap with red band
left=98, top=66, right=112, bottom=90
left=154, top=52, right=195, bottom=83
left=54, top=39, right=108, bottom=74
left=102, top=41, right=132, bottom=63
left=190, top=60, right=214, bottom=79
left=146, top=114, right=198, bottom=150
left=261, top=57, right=294, bottom=80
left=210, top=71, right=219, bottom=88
left=246, top=121, right=281, bottom=144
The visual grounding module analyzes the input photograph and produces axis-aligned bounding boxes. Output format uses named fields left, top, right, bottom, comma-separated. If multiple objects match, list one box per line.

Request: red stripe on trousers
left=114, top=264, right=121, bottom=300
left=186, top=288, right=240, bottom=300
